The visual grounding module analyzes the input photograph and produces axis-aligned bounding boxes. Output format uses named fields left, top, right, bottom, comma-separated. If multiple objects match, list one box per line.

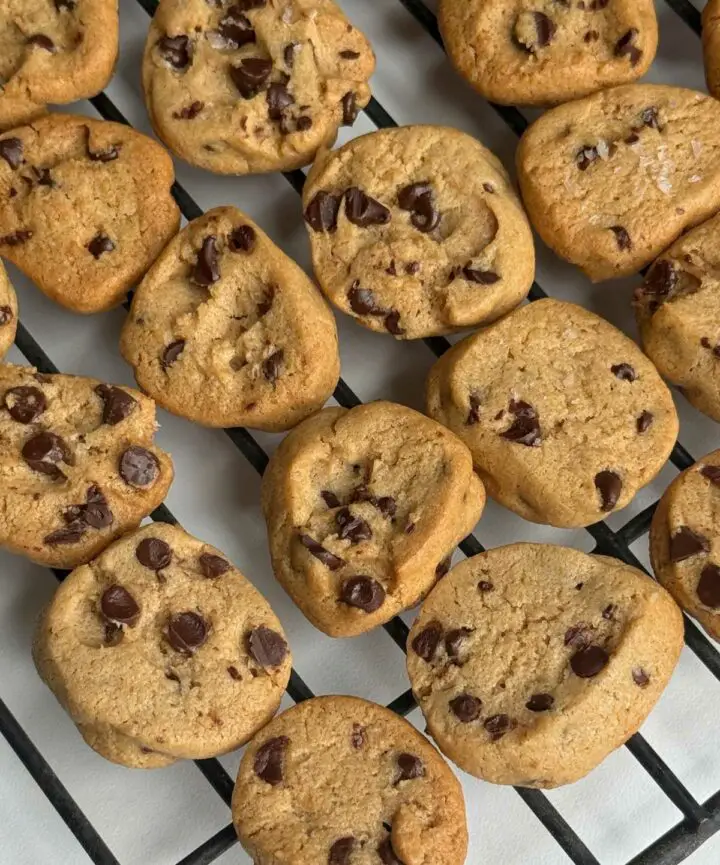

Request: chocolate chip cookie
left=517, top=85, right=720, bottom=281
left=120, top=206, right=339, bottom=431
left=232, top=695, right=468, bottom=865
left=407, top=543, right=683, bottom=787
left=650, top=450, right=720, bottom=642
left=302, top=125, right=535, bottom=340
left=77, top=722, right=177, bottom=769
left=0, top=113, right=180, bottom=313
left=439, top=0, right=657, bottom=107
left=34, top=522, right=292, bottom=761
left=142, top=0, right=374, bottom=175
left=0, top=363, right=173, bottom=568
left=704, top=0, right=720, bottom=100
left=0, top=260, right=18, bottom=359
left=0, top=0, right=119, bottom=131
left=261, top=402, right=485, bottom=637
left=426, top=299, right=678, bottom=528
left=634, top=211, right=720, bottom=422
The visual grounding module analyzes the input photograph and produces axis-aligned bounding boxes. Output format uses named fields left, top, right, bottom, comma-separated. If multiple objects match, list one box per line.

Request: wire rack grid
left=0, top=0, right=719, bottom=863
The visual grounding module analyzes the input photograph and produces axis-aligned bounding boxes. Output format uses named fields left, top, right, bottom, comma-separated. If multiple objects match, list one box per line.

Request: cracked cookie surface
left=302, top=125, right=535, bottom=340
left=33, top=522, right=292, bottom=760
left=407, top=543, right=683, bottom=787
left=0, top=113, right=180, bottom=313
left=650, top=449, right=720, bottom=642
left=232, top=695, right=468, bottom=865
left=0, top=260, right=18, bottom=359
left=142, top=0, right=374, bottom=175
left=439, top=0, right=657, bottom=107
left=517, top=85, right=720, bottom=281
left=426, top=299, right=678, bottom=528
left=261, top=402, right=485, bottom=636
left=0, top=363, right=173, bottom=568
left=0, top=0, right=119, bottom=131
left=121, top=206, right=339, bottom=431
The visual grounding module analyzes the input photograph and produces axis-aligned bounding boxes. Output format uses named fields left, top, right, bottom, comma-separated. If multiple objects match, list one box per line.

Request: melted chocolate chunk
left=27, top=34, right=56, bottom=51
left=283, top=42, right=299, bottom=67
left=636, top=410, right=653, bottom=433
left=526, top=693, right=554, bottom=712
left=500, top=399, right=541, bottom=446
left=467, top=393, right=482, bottom=426
left=0, top=306, right=12, bottom=325
left=262, top=349, right=284, bottom=383
left=335, top=507, right=372, bottom=543
left=461, top=264, right=500, bottom=285
left=247, top=626, right=288, bottom=667
left=304, top=191, right=342, bottom=233
left=595, top=470, right=622, bottom=511
left=341, top=91, right=358, bottom=125
left=351, top=723, right=366, bottom=749
left=87, top=141, right=120, bottom=162
left=570, top=645, right=609, bottom=678
left=344, top=187, right=391, bottom=227
left=339, top=576, right=385, bottom=612
left=254, top=736, right=288, bottom=785
left=378, top=838, right=403, bottom=865
left=632, top=668, right=650, bottom=688
left=119, top=446, right=159, bottom=488
left=0, top=230, right=32, bottom=246
left=230, top=57, right=272, bottom=98
left=193, top=236, right=220, bottom=285
left=636, top=260, right=678, bottom=313
left=321, top=490, right=341, bottom=509
left=136, top=537, right=172, bottom=570
left=564, top=623, right=592, bottom=648
left=701, top=465, right=720, bottom=487
left=697, top=564, right=720, bottom=608
left=22, top=432, right=71, bottom=478
left=484, top=713, right=512, bottom=741
left=347, top=284, right=386, bottom=316
left=228, top=224, right=256, bottom=252
left=217, top=10, right=256, bottom=48
left=436, top=555, right=452, bottom=579
left=157, top=35, right=192, bottom=70
left=95, top=384, right=137, bottom=425
left=62, top=485, right=112, bottom=532
left=576, top=145, right=599, bottom=171
left=478, top=580, right=494, bottom=592
left=101, top=585, right=140, bottom=626
left=339, top=49, right=360, bottom=60
left=200, top=553, right=230, bottom=577
left=610, top=226, right=632, bottom=251
left=397, top=182, right=440, bottom=232
left=267, top=83, right=294, bottom=121
left=615, top=28, right=642, bottom=65
left=449, top=693, right=482, bottom=722
left=445, top=627, right=472, bottom=660
left=611, top=363, right=636, bottom=382
left=299, top=534, right=345, bottom=570
left=162, top=339, right=186, bottom=368
left=166, top=612, right=208, bottom=654
left=0, top=138, right=23, bottom=170
left=514, top=11, right=556, bottom=52
left=227, top=665, right=241, bottom=680
left=395, top=752, right=424, bottom=782
left=411, top=621, right=443, bottom=662
left=44, top=523, right=86, bottom=545
left=669, top=526, right=709, bottom=562
left=3, top=386, right=46, bottom=424
left=329, top=837, right=356, bottom=865
left=384, top=310, right=404, bottom=335
left=173, top=101, right=204, bottom=120
left=87, top=234, right=115, bottom=258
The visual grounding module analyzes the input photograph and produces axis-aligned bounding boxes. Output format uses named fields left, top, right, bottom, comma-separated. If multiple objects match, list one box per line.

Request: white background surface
left=0, top=0, right=719, bottom=863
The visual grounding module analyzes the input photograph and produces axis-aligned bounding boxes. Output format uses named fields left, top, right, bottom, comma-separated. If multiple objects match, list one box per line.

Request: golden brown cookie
left=703, top=0, right=720, bottom=100
left=0, top=259, right=18, bottom=359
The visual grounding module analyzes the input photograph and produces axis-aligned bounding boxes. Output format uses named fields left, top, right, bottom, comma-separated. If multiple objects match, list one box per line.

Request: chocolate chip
left=339, top=49, right=360, bottom=60
left=119, top=446, right=160, bottom=488
left=70, top=485, right=112, bottom=529
left=228, top=224, right=256, bottom=252
left=173, top=101, right=204, bottom=120
left=193, top=236, right=220, bottom=285
left=351, top=723, right=366, bottom=749
left=576, top=146, right=599, bottom=172
left=339, top=576, right=385, bottom=612
left=95, top=384, right=137, bottom=425
left=283, top=42, right=299, bottom=67
left=55, top=0, right=77, bottom=9
left=610, top=226, right=632, bottom=251
left=101, top=585, right=140, bottom=626
left=44, top=523, right=86, bottom=545
left=513, top=11, right=556, bottom=52
left=296, top=115, right=312, bottom=131
left=254, top=736, right=288, bottom=785
left=262, top=349, right=284, bottom=382
left=602, top=604, right=616, bottom=621
left=595, top=470, right=622, bottom=511
left=445, top=627, right=472, bottom=659
left=632, top=668, right=650, bottom=688
left=397, top=182, right=440, bottom=233
left=405, top=521, right=416, bottom=535
left=467, top=393, right=481, bottom=426
left=329, top=837, right=356, bottom=865
left=344, top=187, right=391, bottom=227
left=336, top=507, right=372, bottom=543
left=564, top=623, right=591, bottom=648
left=461, top=264, right=501, bottom=285
left=611, top=363, right=636, bottom=382
left=348, top=285, right=385, bottom=316
left=228, top=665, right=241, bottom=680
left=27, top=34, right=56, bottom=52
left=701, top=465, right=720, bottom=487
left=217, top=11, right=256, bottom=48
left=396, top=753, right=424, bottom=782
left=669, top=526, right=709, bottom=562
left=87, top=142, right=120, bottom=162
left=321, top=490, right=341, bottom=509
left=22, top=432, right=70, bottom=478
left=411, top=621, right=443, bottom=661
left=136, top=538, right=172, bottom=570
left=484, top=714, right=512, bottom=741
left=615, top=29, right=642, bottom=65
left=247, top=626, right=288, bottom=667
left=341, top=91, right=358, bottom=125
left=232, top=0, right=266, bottom=9
left=639, top=106, right=661, bottom=130
left=88, top=233, right=114, bottom=258
left=166, top=612, right=208, bottom=654
left=636, top=410, right=653, bottom=433
left=157, top=35, right=192, bottom=70
left=3, top=386, right=46, bottom=423
left=267, top=83, right=294, bottom=121
left=104, top=622, right=123, bottom=645
left=0, top=306, right=12, bottom=325
left=526, top=693, right=554, bottom=712
left=570, top=645, right=609, bottom=678
left=304, top=191, right=342, bottom=233
left=501, top=399, right=541, bottom=446
left=637, top=260, right=678, bottom=313
left=697, top=564, right=720, bottom=608
left=435, top=555, right=452, bottom=579
left=162, top=339, right=186, bottom=368
left=449, top=693, right=482, bottom=722
left=478, top=580, right=494, bottom=592
left=378, top=838, right=403, bottom=865
left=230, top=57, right=272, bottom=98
left=0, top=138, right=23, bottom=169
left=299, top=534, right=345, bottom=570
left=199, top=553, right=230, bottom=577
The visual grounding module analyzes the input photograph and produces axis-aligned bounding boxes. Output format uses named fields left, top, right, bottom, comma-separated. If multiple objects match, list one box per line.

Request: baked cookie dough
left=302, top=125, right=535, bottom=340
left=34, top=523, right=292, bottom=761
left=0, top=260, right=18, bottom=359
left=142, top=0, right=374, bottom=175
left=77, top=722, right=177, bottom=769
left=704, top=0, right=720, bottom=100
left=120, top=206, right=339, bottom=431
left=261, top=401, right=485, bottom=636
left=517, top=85, right=720, bottom=281
left=407, top=543, right=683, bottom=787
left=426, top=299, right=678, bottom=528
left=650, top=449, right=720, bottom=642
left=0, top=0, right=119, bottom=131
left=0, top=114, right=180, bottom=313
left=0, top=363, right=173, bottom=569
left=233, top=695, right=468, bottom=865
left=635, top=211, right=720, bottom=422
left=439, top=0, right=657, bottom=107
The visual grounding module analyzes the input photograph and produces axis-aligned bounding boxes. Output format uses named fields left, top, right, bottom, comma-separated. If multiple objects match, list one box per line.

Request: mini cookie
left=77, top=723, right=177, bottom=769
left=439, top=0, right=657, bottom=107
left=0, top=0, right=119, bottom=131
left=0, top=114, right=180, bottom=313
left=120, top=206, right=339, bottom=431
left=232, top=695, right=468, bottom=865
left=302, top=125, right=535, bottom=339
left=703, top=0, right=720, bottom=100
left=261, top=402, right=485, bottom=637
left=634, top=212, right=720, bottom=422
left=0, top=363, right=173, bottom=569
left=142, top=0, right=374, bottom=175
left=0, top=260, right=18, bottom=359
left=33, top=523, right=292, bottom=760
left=517, top=85, right=720, bottom=281
left=407, top=543, right=683, bottom=787
left=426, top=299, right=678, bottom=528
left=650, top=449, right=720, bottom=642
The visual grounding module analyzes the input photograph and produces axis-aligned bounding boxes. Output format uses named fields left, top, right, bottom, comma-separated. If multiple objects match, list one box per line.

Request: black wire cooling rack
left=2, top=0, right=719, bottom=862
